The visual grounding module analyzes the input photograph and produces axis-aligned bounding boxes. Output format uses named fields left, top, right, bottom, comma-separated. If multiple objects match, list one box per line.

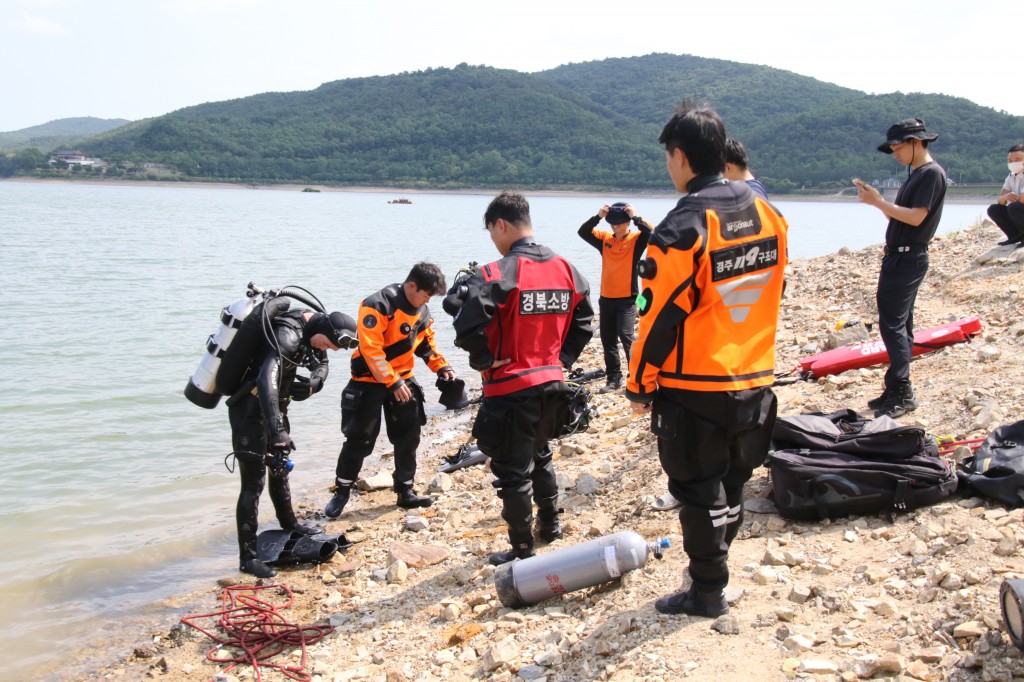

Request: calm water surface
left=0, top=180, right=988, bottom=679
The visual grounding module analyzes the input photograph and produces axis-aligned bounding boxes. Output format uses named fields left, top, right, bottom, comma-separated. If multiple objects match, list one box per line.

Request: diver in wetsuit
left=230, top=309, right=356, bottom=578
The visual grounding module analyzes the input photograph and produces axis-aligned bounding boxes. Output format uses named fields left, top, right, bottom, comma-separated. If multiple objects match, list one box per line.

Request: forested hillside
left=6, top=55, right=1023, bottom=190
left=0, top=117, right=129, bottom=152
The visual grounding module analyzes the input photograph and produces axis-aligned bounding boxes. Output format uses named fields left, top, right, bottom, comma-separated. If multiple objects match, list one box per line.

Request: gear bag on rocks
left=958, top=420, right=1024, bottom=507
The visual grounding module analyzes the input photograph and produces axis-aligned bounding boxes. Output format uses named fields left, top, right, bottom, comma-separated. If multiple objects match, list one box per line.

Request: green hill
left=8, top=55, right=1024, bottom=191
left=0, top=117, right=130, bottom=152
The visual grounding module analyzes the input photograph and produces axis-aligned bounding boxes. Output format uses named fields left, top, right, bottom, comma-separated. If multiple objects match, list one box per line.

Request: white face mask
left=1009, top=161, right=1024, bottom=175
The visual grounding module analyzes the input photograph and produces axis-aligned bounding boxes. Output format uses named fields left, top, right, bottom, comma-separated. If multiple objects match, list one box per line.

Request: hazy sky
left=0, top=0, right=1014, bottom=132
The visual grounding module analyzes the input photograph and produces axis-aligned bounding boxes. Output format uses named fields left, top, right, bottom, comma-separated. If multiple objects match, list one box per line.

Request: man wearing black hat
left=577, top=202, right=653, bottom=392
left=230, top=308, right=358, bottom=578
left=856, top=118, right=947, bottom=418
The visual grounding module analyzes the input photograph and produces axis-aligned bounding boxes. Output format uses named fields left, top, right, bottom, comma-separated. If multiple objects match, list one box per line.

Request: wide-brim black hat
left=878, top=118, right=939, bottom=153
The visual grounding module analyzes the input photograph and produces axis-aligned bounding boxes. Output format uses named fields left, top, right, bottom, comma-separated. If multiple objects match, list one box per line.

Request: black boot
left=325, top=482, right=352, bottom=519
left=536, top=508, right=563, bottom=543
left=655, top=585, right=728, bottom=617
left=240, top=558, right=277, bottom=579
left=488, top=540, right=535, bottom=565
left=395, top=484, right=432, bottom=509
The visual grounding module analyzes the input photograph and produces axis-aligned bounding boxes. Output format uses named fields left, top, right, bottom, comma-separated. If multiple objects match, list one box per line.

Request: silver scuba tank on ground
left=183, top=283, right=264, bottom=409
left=493, top=531, right=670, bottom=608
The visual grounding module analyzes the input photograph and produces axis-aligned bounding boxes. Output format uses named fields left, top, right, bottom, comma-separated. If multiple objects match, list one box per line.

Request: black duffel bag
left=772, top=408, right=938, bottom=460
left=767, top=448, right=958, bottom=521
left=958, top=420, right=1024, bottom=507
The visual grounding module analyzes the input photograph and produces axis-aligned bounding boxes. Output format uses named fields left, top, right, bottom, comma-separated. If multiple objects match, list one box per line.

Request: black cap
left=606, top=202, right=630, bottom=225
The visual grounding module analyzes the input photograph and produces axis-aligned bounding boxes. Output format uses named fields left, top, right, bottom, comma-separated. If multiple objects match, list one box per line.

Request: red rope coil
left=180, top=584, right=333, bottom=682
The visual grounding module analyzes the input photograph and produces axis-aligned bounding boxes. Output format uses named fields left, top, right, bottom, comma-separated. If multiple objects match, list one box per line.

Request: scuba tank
left=493, top=531, right=670, bottom=608
left=184, top=283, right=326, bottom=409
left=184, top=284, right=263, bottom=409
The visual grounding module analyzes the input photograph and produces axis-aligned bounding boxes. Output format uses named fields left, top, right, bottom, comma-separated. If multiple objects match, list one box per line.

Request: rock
left=976, top=345, right=1001, bottom=362
left=517, top=664, right=547, bottom=680
left=559, top=442, right=577, bottom=457
left=404, top=515, right=429, bottom=532
left=356, top=473, right=393, bottom=491
left=387, top=542, right=450, bottom=568
left=610, top=415, right=631, bottom=430
left=427, top=472, right=452, bottom=493
left=905, top=659, right=939, bottom=681
left=788, top=585, right=811, bottom=604
left=783, top=634, right=814, bottom=651
left=588, top=514, right=615, bottom=536
left=798, top=659, right=838, bottom=674
left=953, top=621, right=986, bottom=638
left=445, top=622, right=484, bottom=646
left=386, top=559, right=408, bottom=584
left=576, top=473, right=601, bottom=495
left=712, top=614, right=740, bottom=634
left=482, top=640, right=519, bottom=671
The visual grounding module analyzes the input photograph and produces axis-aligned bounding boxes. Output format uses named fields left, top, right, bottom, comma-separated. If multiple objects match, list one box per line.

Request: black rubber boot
left=240, top=558, right=277, bottom=579
left=655, top=585, right=728, bottom=617
left=325, top=483, right=352, bottom=519
left=395, top=484, right=432, bottom=509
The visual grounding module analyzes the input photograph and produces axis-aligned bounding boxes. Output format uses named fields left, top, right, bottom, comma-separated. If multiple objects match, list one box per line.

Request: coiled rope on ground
left=180, top=583, right=333, bottom=682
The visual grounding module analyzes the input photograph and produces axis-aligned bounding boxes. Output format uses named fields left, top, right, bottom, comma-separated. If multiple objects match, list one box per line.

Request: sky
left=0, top=0, right=1016, bottom=133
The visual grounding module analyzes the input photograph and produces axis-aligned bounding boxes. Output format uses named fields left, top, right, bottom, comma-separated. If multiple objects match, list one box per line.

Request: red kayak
left=798, top=316, right=983, bottom=379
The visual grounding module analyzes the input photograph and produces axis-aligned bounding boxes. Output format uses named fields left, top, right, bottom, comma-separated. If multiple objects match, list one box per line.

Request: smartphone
left=853, top=178, right=869, bottom=189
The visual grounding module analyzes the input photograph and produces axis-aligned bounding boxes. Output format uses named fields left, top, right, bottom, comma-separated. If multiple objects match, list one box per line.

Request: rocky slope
left=91, top=220, right=1024, bottom=682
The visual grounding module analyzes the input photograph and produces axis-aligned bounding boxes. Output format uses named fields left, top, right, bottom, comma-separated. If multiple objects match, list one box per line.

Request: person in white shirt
left=987, top=144, right=1024, bottom=246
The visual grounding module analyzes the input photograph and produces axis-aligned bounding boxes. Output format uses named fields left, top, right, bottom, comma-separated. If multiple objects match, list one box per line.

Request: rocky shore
left=90, top=219, right=1024, bottom=682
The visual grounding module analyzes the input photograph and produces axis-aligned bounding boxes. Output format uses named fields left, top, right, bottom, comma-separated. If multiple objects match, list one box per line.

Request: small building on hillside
left=49, top=149, right=102, bottom=166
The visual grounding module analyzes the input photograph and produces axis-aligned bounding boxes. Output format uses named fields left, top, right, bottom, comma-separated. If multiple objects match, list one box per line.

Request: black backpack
left=767, top=409, right=956, bottom=520
left=958, top=420, right=1024, bottom=507
left=772, top=408, right=939, bottom=459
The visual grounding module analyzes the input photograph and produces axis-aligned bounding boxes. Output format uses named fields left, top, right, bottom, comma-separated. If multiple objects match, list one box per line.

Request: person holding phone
left=856, top=118, right=947, bottom=419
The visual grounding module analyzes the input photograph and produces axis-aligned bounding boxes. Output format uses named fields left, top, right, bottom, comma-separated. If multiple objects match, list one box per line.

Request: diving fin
left=256, top=529, right=342, bottom=567
left=439, top=443, right=489, bottom=473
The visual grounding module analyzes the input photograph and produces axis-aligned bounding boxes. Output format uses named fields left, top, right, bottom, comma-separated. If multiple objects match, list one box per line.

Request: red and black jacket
left=453, top=239, right=594, bottom=397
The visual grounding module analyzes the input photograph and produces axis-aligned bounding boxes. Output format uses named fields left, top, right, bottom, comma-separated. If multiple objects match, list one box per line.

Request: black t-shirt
left=885, top=161, right=947, bottom=247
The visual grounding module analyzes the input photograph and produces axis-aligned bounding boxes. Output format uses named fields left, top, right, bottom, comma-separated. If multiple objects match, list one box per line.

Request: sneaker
left=866, top=388, right=890, bottom=410
left=873, top=383, right=918, bottom=418
left=654, top=585, right=728, bottom=617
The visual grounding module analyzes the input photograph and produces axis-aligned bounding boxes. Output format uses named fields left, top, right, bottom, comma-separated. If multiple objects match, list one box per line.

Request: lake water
left=0, top=180, right=989, bottom=679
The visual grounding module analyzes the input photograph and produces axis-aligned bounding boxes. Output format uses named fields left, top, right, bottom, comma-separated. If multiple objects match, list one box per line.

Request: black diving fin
left=255, top=529, right=350, bottom=566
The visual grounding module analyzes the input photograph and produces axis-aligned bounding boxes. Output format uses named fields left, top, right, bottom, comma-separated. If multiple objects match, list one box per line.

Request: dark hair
left=483, top=191, right=531, bottom=229
left=658, top=102, right=726, bottom=176
left=1010, top=144, right=1024, bottom=154
left=724, top=138, right=749, bottom=169
left=405, top=262, right=447, bottom=296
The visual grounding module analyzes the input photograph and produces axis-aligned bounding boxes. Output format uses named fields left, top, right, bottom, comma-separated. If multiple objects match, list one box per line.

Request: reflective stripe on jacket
left=626, top=177, right=788, bottom=398
left=350, top=284, right=449, bottom=389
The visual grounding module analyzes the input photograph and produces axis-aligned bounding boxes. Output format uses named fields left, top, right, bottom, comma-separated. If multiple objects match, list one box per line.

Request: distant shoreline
left=0, top=176, right=997, bottom=204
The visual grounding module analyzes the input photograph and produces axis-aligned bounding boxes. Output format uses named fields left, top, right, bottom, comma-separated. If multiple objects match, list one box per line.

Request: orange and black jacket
left=625, top=176, right=788, bottom=401
left=577, top=215, right=653, bottom=299
left=452, top=239, right=595, bottom=397
left=350, top=284, right=450, bottom=393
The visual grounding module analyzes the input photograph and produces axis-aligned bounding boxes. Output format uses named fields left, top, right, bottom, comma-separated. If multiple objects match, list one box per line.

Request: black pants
left=473, top=382, right=570, bottom=543
left=652, top=386, right=777, bottom=591
left=229, top=395, right=299, bottom=562
left=876, top=251, right=929, bottom=389
left=336, top=378, right=425, bottom=487
left=599, top=296, right=637, bottom=381
left=988, top=203, right=1024, bottom=242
